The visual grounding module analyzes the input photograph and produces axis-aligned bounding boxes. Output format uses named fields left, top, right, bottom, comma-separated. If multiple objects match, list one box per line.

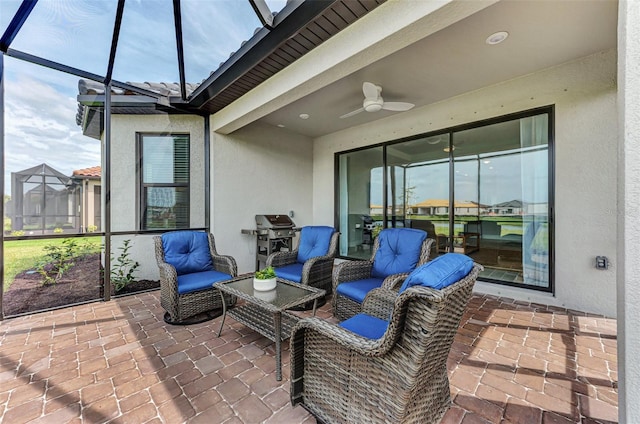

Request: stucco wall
left=109, top=114, right=206, bottom=280
left=618, top=1, right=640, bottom=421
left=210, top=121, right=314, bottom=274
left=313, top=49, right=618, bottom=317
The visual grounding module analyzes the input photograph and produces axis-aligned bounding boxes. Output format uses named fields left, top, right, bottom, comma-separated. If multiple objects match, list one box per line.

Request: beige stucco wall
left=210, top=121, right=314, bottom=274
left=109, top=114, right=206, bottom=280
left=618, top=1, right=640, bottom=422
left=313, top=49, right=618, bottom=318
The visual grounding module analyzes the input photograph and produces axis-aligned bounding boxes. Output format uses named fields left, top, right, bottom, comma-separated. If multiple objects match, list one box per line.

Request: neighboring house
left=487, top=199, right=524, bottom=215
left=71, top=166, right=101, bottom=232
left=9, top=163, right=79, bottom=234
left=412, top=199, right=483, bottom=216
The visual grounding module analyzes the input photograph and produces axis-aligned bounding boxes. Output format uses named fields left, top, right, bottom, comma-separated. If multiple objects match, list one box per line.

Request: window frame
left=137, top=132, right=191, bottom=231
left=333, top=106, right=555, bottom=293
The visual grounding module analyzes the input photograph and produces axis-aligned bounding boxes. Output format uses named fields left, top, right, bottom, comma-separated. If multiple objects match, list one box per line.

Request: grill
left=241, top=214, right=297, bottom=270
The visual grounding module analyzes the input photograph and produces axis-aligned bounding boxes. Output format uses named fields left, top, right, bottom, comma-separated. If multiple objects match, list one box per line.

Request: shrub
left=53, top=227, right=63, bottom=234
left=37, top=239, right=78, bottom=285
left=87, top=225, right=98, bottom=233
left=10, top=230, right=24, bottom=237
left=111, top=239, right=140, bottom=292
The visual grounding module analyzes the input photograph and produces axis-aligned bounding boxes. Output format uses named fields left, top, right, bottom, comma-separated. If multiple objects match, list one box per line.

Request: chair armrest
left=266, top=250, right=298, bottom=268
left=331, top=260, right=373, bottom=291
left=380, top=272, right=411, bottom=292
left=361, top=287, right=397, bottom=320
left=299, top=254, right=335, bottom=285
left=157, top=262, right=178, bottom=292
left=212, top=254, right=238, bottom=277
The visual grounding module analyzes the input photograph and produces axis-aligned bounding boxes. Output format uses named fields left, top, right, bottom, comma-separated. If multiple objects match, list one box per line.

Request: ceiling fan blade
left=362, top=82, right=379, bottom=99
left=382, top=102, right=415, bottom=112
left=339, top=107, right=365, bottom=119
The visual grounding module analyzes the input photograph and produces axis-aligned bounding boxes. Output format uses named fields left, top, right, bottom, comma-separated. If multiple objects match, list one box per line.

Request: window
left=336, top=107, right=553, bottom=292
left=139, top=134, right=190, bottom=230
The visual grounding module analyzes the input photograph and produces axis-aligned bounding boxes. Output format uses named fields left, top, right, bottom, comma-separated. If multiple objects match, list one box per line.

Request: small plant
left=372, top=225, right=383, bottom=239
left=255, top=266, right=276, bottom=280
left=111, top=239, right=140, bottom=292
left=53, top=227, right=63, bottom=234
left=37, top=238, right=79, bottom=285
left=87, top=225, right=98, bottom=233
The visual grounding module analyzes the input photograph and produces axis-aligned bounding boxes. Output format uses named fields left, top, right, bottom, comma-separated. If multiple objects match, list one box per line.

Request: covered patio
left=1, top=0, right=639, bottom=422
left=0, top=291, right=617, bottom=423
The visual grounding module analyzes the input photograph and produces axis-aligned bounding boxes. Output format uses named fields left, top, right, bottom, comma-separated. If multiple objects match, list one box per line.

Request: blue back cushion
left=371, top=228, right=427, bottom=278
left=297, top=226, right=335, bottom=263
left=399, top=253, right=473, bottom=292
left=162, top=231, right=214, bottom=276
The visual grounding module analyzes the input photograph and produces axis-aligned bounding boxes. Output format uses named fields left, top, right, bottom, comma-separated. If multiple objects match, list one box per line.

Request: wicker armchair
left=266, top=226, right=339, bottom=294
left=291, top=260, right=482, bottom=424
left=154, top=231, right=237, bottom=324
left=332, top=227, right=434, bottom=321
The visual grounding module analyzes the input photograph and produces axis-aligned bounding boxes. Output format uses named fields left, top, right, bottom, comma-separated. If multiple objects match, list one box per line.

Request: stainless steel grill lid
left=255, top=214, right=295, bottom=229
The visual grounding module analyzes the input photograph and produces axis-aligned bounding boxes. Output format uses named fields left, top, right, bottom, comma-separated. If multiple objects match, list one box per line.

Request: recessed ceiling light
left=486, top=31, right=509, bottom=45
left=443, top=146, right=455, bottom=153
left=299, top=113, right=309, bottom=120
left=483, top=160, right=491, bottom=164
left=277, top=124, right=285, bottom=128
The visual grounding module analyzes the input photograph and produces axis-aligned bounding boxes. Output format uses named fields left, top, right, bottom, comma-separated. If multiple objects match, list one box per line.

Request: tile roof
left=72, top=165, right=101, bottom=178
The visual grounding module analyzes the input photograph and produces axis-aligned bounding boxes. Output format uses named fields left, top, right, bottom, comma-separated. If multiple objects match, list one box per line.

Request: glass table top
left=217, top=276, right=323, bottom=309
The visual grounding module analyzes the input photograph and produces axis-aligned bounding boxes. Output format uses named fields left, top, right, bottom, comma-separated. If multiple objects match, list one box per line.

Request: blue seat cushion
left=297, top=226, right=335, bottom=263
left=372, top=228, right=427, bottom=278
left=274, top=263, right=303, bottom=283
left=177, top=270, right=232, bottom=294
left=336, top=277, right=384, bottom=303
left=339, top=313, right=389, bottom=340
left=162, top=231, right=213, bottom=276
left=399, top=253, right=474, bottom=292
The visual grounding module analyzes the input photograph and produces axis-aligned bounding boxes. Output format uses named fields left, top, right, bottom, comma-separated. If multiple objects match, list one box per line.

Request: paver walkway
left=0, top=291, right=617, bottom=423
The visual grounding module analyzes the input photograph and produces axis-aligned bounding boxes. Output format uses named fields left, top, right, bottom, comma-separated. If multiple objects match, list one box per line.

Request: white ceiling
left=259, top=0, right=618, bottom=138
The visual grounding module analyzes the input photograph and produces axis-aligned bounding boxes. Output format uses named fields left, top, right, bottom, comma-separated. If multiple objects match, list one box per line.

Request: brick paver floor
left=0, top=291, right=617, bottom=423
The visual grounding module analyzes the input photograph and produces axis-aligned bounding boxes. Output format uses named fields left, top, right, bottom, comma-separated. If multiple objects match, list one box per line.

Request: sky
left=1, top=0, right=287, bottom=195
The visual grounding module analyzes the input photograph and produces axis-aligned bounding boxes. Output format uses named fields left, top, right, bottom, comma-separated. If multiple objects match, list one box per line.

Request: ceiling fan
left=339, top=82, right=415, bottom=119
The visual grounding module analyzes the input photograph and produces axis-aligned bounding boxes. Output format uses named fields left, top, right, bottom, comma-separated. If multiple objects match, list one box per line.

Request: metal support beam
left=204, top=116, right=210, bottom=230
left=105, top=0, right=125, bottom=85
left=103, top=83, right=112, bottom=302
left=172, top=0, right=187, bottom=101
left=0, top=52, right=5, bottom=319
left=0, top=0, right=38, bottom=52
left=249, top=0, right=274, bottom=29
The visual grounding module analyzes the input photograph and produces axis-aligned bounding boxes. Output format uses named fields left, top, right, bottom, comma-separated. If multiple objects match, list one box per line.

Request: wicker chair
left=266, top=226, right=339, bottom=294
left=154, top=231, right=237, bottom=324
left=291, top=259, right=482, bottom=424
left=332, top=227, right=434, bottom=321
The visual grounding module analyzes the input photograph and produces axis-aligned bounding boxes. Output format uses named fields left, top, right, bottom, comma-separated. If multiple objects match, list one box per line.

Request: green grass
left=3, top=237, right=101, bottom=291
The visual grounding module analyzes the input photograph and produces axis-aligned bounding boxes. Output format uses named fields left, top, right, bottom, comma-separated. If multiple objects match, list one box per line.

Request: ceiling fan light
left=364, top=103, right=383, bottom=112
left=363, top=98, right=383, bottom=112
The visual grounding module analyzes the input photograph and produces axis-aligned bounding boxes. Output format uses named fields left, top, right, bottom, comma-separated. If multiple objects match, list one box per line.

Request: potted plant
left=254, top=266, right=277, bottom=291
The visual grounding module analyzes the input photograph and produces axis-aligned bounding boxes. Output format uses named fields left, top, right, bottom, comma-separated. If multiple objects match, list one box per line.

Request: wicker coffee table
left=214, top=276, right=325, bottom=381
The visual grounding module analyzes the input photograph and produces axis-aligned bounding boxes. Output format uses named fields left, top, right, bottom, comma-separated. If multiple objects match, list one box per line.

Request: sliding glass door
left=336, top=108, right=552, bottom=291
left=452, top=114, right=550, bottom=287
left=337, top=146, right=384, bottom=259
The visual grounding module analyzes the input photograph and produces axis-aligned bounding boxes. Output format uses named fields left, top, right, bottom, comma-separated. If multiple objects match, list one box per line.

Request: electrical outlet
left=595, top=256, right=608, bottom=270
